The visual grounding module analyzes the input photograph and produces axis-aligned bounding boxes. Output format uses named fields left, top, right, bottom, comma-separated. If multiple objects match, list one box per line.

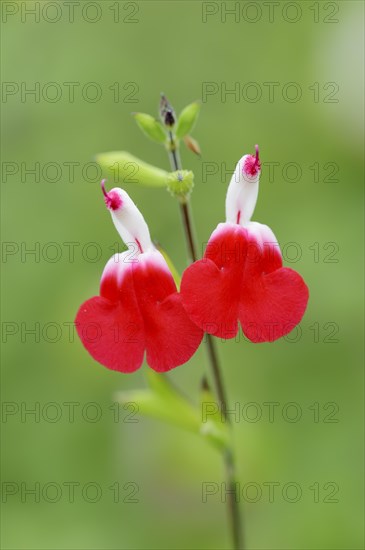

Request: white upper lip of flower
left=102, top=180, right=154, bottom=255
left=225, top=147, right=261, bottom=227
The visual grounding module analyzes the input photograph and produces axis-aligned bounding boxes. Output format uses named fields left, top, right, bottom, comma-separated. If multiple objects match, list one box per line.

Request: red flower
left=181, top=147, right=309, bottom=343
left=75, top=182, right=203, bottom=373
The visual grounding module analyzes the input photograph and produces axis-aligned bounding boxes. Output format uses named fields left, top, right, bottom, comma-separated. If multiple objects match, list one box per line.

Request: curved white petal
left=225, top=151, right=261, bottom=226
left=102, top=183, right=153, bottom=254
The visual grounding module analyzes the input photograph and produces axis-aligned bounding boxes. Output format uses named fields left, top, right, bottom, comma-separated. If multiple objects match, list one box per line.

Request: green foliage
left=175, top=102, right=201, bottom=139
left=116, top=371, right=231, bottom=453
left=133, top=113, right=166, bottom=143
left=96, top=151, right=170, bottom=188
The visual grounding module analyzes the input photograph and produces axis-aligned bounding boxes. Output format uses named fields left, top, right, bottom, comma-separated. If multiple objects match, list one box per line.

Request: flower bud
left=160, top=93, right=176, bottom=128
left=132, top=113, right=166, bottom=143
left=184, top=135, right=201, bottom=157
left=96, top=151, right=170, bottom=188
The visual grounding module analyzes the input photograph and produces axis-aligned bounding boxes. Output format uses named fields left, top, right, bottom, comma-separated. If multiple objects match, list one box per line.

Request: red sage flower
left=75, top=182, right=203, bottom=373
left=180, top=147, right=309, bottom=343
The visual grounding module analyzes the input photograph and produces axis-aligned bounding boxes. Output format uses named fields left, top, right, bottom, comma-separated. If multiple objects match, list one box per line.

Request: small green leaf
left=115, top=372, right=232, bottom=454
left=175, top=102, right=201, bottom=139
left=96, top=151, right=170, bottom=188
left=133, top=113, right=166, bottom=143
left=116, top=372, right=201, bottom=434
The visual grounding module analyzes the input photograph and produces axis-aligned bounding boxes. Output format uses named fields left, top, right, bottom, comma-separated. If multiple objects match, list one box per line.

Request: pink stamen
left=236, top=211, right=241, bottom=225
left=101, top=179, right=123, bottom=211
left=242, top=145, right=261, bottom=178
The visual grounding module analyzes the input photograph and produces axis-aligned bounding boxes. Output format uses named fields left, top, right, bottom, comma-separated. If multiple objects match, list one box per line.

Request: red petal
left=146, top=294, right=203, bottom=372
left=77, top=250, right=203, bottom=373
left=100, top=251, right=133, bottom=302
left=181, top=224, right=247, bottom=338
left=239, top=267, right=309, bottom=342
left=132, top=254, right=203, bottom=371
left=75, top=293, right=145, bottom=373
left=181, top=222, right=309, bottom=343
left=239, top=224, right=309, bottom=342
left=245, top=222, right=283, bottom=275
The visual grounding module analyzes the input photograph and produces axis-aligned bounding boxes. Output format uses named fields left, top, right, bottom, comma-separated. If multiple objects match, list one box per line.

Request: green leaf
left=115, top=372, right=232, bottom=454
left=133, top=113, right=166, bottom=143
left=175, top=101, right=201, bottom=139
left=116, top=372, right=201, bottom=434
left=96, top=151, right=170, bottom=188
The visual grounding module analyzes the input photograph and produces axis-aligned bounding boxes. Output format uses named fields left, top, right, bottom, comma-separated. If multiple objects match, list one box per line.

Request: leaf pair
left=133, top=100, right=201, bottom=154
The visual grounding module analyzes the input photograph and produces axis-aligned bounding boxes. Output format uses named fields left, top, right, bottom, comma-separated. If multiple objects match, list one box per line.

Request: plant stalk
left=167, top=134, right=243, bottom=550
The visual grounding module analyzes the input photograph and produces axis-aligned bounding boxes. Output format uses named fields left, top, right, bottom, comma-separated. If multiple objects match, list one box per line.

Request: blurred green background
left=1, top=1, right=364, bottom=548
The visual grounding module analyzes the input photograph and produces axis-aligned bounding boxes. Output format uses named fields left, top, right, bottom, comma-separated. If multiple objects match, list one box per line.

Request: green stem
left=167, top=134, right=243, bottom=550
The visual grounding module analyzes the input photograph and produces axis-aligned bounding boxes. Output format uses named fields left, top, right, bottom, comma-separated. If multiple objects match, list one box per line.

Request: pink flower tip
left=242, top=145, right=261, bottom=178
left=101, top=179, right=123, bottom=211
